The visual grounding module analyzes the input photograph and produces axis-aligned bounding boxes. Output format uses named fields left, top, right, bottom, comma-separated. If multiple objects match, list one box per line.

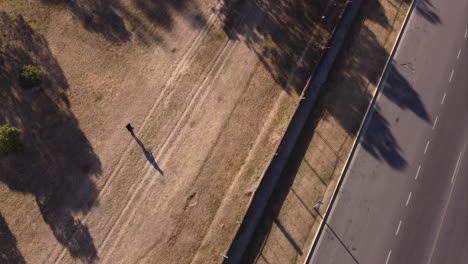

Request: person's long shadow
left=130, top=132, right=163, bottom=175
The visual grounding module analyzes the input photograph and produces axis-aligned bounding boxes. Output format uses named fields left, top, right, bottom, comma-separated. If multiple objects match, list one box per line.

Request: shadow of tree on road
left=361, top=107, right=408, bottom=170
left=358, top=64, right=430, bottom=170
left=415, top=0, right=441, bottom=24
left=0, top=12, right=101, bottom=263
left=383, top=66, right=431, bottom=122
left=316, top=0, right=431, bottom=170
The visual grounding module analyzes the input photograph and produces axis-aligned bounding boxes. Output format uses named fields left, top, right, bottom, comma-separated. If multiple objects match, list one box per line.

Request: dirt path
left=0, top=0, right=343, bottom=263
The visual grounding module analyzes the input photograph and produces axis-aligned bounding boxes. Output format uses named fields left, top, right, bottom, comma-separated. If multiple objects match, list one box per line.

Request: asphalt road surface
left=309, top=0, right=468, bottom=263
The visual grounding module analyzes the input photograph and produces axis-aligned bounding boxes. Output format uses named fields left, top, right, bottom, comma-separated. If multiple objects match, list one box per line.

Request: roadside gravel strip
left=223, top=0, right=364, bottom=262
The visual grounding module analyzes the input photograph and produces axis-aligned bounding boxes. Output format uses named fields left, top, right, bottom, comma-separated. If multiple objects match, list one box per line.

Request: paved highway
left=309, top=0, right=468, bottom=263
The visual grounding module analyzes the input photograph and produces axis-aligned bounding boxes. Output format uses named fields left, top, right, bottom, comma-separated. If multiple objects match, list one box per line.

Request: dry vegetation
left=0, top=0, right=344, bottom=263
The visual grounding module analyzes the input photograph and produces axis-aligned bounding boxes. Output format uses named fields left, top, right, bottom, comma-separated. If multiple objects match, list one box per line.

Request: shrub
left=0, top=124, right=22, bottom=155
left=19, top=64, right=45, bottom=89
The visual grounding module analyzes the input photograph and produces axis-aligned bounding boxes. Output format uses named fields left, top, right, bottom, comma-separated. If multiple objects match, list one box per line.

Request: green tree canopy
left=0, top=124, right=22, bottom=155
left=18, top=64, right=45, bottom=89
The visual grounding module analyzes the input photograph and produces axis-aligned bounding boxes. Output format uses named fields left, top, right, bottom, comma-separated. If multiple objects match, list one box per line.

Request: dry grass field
left=0, top=0, right=345, bottom=263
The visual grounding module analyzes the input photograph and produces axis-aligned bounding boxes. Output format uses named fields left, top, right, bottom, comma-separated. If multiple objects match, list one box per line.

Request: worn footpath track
left=51, top=1, right=275, bottom=262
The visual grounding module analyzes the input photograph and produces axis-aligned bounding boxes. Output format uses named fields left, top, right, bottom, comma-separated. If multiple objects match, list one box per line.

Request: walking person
left=126, top=123, right=134, bottom=135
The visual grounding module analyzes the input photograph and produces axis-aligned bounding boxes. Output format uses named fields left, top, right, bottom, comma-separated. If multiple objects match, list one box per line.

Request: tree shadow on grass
left=39, top=0, right=207, bottom=44
left=45, top=0, right=131, bottom=43
left=0, top=213, right=26, bottom=264
left=133, top=0, right=206, bottom=31
left=218, top=0, right=347, bottom=95
left=0, top=12, right=101, bottom=263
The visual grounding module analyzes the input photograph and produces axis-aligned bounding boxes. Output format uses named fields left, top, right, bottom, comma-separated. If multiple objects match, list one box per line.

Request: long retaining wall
left=223, top=0, right=365, bottom=262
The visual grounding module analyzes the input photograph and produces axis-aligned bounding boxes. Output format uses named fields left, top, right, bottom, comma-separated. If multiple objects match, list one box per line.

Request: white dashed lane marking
left=432, top=116, right=438, bottom=130
left=424, top=140, right=430, bottom=154
left=385, top=250, right=392, bottom=264
left=395, top=220, right=402, bottom=236
left=405, top=192, right=412, bottom=207
left=415, top=165, right=421, bottom=180
left=451, top=151, right=463, bottom=184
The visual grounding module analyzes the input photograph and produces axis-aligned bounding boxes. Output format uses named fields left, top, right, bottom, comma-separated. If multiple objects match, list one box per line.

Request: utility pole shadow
left=130, top=131, right=163, bottom=176
left=315, top=208, right=360, bottom=264
left=272, top=218, right=303, bottom=255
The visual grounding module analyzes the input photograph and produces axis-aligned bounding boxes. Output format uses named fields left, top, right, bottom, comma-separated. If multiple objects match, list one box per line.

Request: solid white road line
left=405, top=192, right=412, bottom=207
left=424, top=140, right=430, bottom=154
left=395, top=220, right=402, bottom=236
left=451, top=151, right=463, bottom=183
left=457, top=49, right=462, bottom=59
left=432, top=116, right=438, bottom=130
left=428, top=143, right=468, bottom=264
left=465, top=28, right=468, bottom=38
left=385, top=250, right=392, bottom=264
left=441, top=93, right=446, bottom=104
left=415, top=165, right=421, bottom=180
left=449, top=70, right=454, bottom=82
left=427, top=141, right=467, bottom=263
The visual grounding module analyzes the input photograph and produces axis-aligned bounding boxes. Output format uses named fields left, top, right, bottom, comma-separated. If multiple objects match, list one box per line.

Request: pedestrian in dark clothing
left=126, top=123, right=134, bottom=135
